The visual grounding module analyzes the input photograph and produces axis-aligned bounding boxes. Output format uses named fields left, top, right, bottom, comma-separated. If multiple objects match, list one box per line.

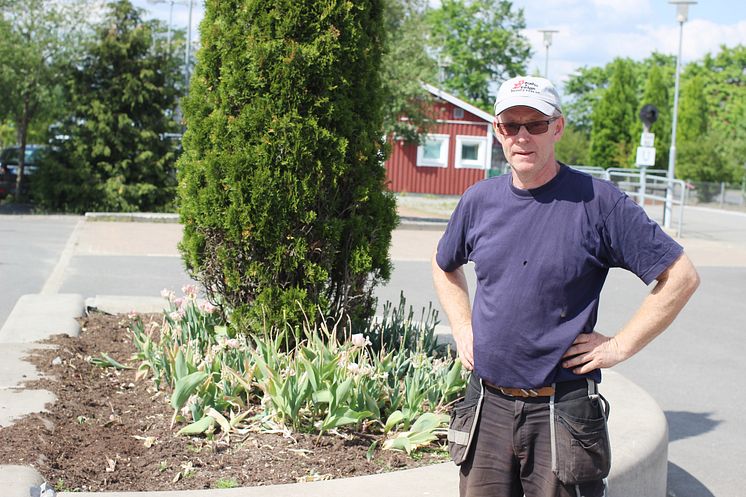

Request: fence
left=684, top=180, right=746, bottom=211
left=572, top=166, right=687, bottom=237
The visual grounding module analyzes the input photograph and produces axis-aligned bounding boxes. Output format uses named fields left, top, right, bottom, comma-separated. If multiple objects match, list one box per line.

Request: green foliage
left=32, top=0, right=180, bottom=213
left=555, top=125, right=590, bottom=166
left=426, top=0, right=531, bottom=111
left=567, top=47, right=746, bottom=183
left=129, top=291, right=467, bottom=456
left=589, top=58, right=638, bottom=168
left=178, top=0, right=398, bottom=332
left=687, top=47, right=746, bottom=183
left=562, top=66, right=611, bottom=133
left=380, top=0, right=438, bottom=142
left=0, top=0, right=89, bottom=201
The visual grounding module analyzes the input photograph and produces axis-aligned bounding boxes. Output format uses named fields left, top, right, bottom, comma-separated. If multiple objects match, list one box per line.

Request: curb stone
left=0, top=465, right=45, bottom=497
left=0, top=294, right=85, bottom=343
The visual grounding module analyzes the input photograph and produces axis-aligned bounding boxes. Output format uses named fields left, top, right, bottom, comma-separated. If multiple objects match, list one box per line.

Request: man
left=433, top=76, right=699, bottom=497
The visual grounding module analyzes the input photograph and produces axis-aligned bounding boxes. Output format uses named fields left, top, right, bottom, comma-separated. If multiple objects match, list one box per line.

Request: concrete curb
left=85, top=212, right=180, bottom=223
left=0, top=294, right=85, bottom=343
left=81, top=212, right=449, bottom=230
left=0, top=465, right=45, bottom=497
left=1, top=295, right=669, bottom=497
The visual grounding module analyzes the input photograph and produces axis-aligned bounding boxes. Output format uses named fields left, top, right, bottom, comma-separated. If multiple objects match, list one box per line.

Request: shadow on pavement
left=667, top=461, right=716, bottom=497
left=665, top=411, right=721, bottom=442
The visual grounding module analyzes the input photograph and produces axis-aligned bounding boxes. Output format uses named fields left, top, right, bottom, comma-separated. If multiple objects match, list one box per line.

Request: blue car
left=0, top=145, right=46, bottom=198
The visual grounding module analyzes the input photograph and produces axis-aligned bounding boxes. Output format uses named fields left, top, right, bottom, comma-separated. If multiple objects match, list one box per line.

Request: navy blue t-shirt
left=436, top=165, right=683, bottom=389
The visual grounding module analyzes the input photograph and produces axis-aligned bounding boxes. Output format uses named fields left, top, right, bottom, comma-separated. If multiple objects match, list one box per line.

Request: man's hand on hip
left=453, top=323, right=474, bottom=370
left=561, top=331, right=626, bottom=374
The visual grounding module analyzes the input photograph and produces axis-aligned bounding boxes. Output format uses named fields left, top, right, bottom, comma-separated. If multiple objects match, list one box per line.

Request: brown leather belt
left=484, top=380, right=555, bottom=398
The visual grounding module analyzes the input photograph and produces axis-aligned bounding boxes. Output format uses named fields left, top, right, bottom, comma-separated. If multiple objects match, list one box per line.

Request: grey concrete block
left=87, top=295, right=169, bottom=315
left=0, top=465, right=45, bottom=497
left=0, top=389, right=55, bottom=427
left=0, top=343, right=56, bottom=388
left=0, top=294, right=85, bottom=343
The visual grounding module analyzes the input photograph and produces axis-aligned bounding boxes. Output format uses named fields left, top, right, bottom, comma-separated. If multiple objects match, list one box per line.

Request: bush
left=177, top=0, right=397, bottom=332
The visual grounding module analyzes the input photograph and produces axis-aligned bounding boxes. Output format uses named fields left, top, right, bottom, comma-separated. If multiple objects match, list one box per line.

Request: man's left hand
left=561, top=331, right=627, bottom=374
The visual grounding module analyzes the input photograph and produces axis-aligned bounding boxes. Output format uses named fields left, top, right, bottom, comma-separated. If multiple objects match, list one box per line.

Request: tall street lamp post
left=185, top=0, right=194, bottom=94
left=538, top=29, right=559, bottom=79
left=147, top=0, right=194, bottom=94
left=665, top=0, right=696, bottom=228
left=147, top=0, right=176, bottom=55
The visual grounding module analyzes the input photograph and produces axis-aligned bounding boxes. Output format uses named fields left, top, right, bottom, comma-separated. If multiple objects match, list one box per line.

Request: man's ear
left=553, top=116, right=565, bottom=142
left=493, top=117, right=504, bottom=145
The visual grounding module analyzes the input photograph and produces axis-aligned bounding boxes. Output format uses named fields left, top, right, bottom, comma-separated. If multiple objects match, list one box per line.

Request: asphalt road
left=1, top=205, right=744, bottom=497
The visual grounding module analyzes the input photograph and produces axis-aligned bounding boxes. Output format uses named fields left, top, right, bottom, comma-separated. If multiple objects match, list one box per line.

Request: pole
left=665, top=18, right=685, bottom=228
left=184, top=0, right=193, bottom=94
left=544, top=42, right=550, bottom=78
left=167, top=0, right=174, bottom=56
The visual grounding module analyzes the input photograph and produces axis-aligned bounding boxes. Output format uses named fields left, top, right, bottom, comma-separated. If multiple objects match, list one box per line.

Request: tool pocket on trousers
left=552, top=395, right=611, bottom=484
left=447, top=378, right=484, bottom=466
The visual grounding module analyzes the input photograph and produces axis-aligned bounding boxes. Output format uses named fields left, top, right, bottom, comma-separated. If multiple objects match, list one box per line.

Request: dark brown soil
left=0, top=313, right=447, bottom=492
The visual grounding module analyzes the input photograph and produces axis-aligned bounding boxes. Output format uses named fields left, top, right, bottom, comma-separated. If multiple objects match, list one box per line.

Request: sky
left=131, top=0, right=746, bottom=91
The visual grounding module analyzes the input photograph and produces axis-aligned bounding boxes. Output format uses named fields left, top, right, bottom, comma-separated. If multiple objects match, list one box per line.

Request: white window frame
left=455, top=135, right=488, bottom=169
left=416, top=134, right=450, bottom=168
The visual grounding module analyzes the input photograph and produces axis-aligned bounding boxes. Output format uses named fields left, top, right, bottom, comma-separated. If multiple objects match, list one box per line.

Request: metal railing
left=572, top=166, right=687, bottom=237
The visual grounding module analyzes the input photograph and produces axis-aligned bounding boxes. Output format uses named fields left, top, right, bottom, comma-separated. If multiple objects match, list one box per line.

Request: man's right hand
left=453, top=323, right=474, bottom=370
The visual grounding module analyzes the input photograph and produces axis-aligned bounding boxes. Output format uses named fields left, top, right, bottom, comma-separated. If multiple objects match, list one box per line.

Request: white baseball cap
left=494, top=76, right=562, bottom=116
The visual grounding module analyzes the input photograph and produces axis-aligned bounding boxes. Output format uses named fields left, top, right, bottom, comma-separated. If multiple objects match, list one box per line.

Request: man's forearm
left=563, top=252, right=700, bottom=373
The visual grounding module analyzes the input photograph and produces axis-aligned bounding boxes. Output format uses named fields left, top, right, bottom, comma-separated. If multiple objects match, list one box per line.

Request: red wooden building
left=385, top=83, right=504, bottom=195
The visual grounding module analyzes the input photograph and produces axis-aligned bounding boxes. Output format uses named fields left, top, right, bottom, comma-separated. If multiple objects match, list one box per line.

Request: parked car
left=0, top=144, right=46, bottom=198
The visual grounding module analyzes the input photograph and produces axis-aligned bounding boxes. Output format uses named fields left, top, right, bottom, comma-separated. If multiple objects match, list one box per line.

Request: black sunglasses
left=495, top=117, right=558, bottom=136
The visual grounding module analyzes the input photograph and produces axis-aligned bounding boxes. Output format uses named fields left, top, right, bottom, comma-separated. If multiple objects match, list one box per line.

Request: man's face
left=494, top=106, right=564, bottom=188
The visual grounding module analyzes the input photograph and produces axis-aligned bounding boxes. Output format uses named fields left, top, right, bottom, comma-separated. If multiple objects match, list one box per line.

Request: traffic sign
left=640, top=132, right=655, bottom=147
left=636, top=146, right=656, bottom=167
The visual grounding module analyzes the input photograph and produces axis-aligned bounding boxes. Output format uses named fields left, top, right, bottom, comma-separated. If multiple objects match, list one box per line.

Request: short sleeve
left=601, top=195, right=683, bottom=284
left=436, top=196, right=472, bottom=272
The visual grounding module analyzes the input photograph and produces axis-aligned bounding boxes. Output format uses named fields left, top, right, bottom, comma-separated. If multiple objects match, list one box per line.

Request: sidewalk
left=0, top=207, right=713, bottom=497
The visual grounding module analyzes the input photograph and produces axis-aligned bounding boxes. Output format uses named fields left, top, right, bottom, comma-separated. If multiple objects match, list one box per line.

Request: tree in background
left=675, top=69, right=729, bottom=192
left=34, top=0, right=180, bottom=212
left=563, top=65, right=611, bottom=135
left=560, top=65, right=611, bottom=167
left=380, top=0, right=438, bottom=142
left=697, top=46, right=746, bottom=184
left=555, top=126, right=590, bottom=166
left=0, top=0, right=88, bottom=201
left=589, top=58, right=638, bottom=168
left=426, top=0, right=531, bottom=111
left=178, top=0, right=397, bottom=333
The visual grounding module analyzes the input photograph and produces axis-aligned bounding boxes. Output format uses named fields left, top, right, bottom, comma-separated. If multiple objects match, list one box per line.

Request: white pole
left=665, top=18, right=684, bottom=228
left=184, top=0, right=193, bottom=94
left=167, top=0, right=174, bottom=56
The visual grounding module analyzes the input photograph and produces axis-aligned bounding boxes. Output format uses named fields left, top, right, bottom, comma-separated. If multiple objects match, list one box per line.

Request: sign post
left=636, top=104, right=659, bottom=207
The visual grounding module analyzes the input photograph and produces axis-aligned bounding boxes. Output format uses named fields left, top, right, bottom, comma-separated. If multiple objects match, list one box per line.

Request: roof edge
left=421, top=83, right=494, bottom=123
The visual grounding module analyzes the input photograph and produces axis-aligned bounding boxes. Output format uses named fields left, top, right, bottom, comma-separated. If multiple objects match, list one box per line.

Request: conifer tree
left=676, top=70, right=729, bottom=188
left=177, top=0, right=397, bottom=331
left=34, top=0, right=179, bottom=212
left=589, top=58, right=638, bottom=168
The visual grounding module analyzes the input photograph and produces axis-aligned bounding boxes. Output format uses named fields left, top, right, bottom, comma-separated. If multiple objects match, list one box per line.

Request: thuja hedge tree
left=178, top=0, right=398, bottom=332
